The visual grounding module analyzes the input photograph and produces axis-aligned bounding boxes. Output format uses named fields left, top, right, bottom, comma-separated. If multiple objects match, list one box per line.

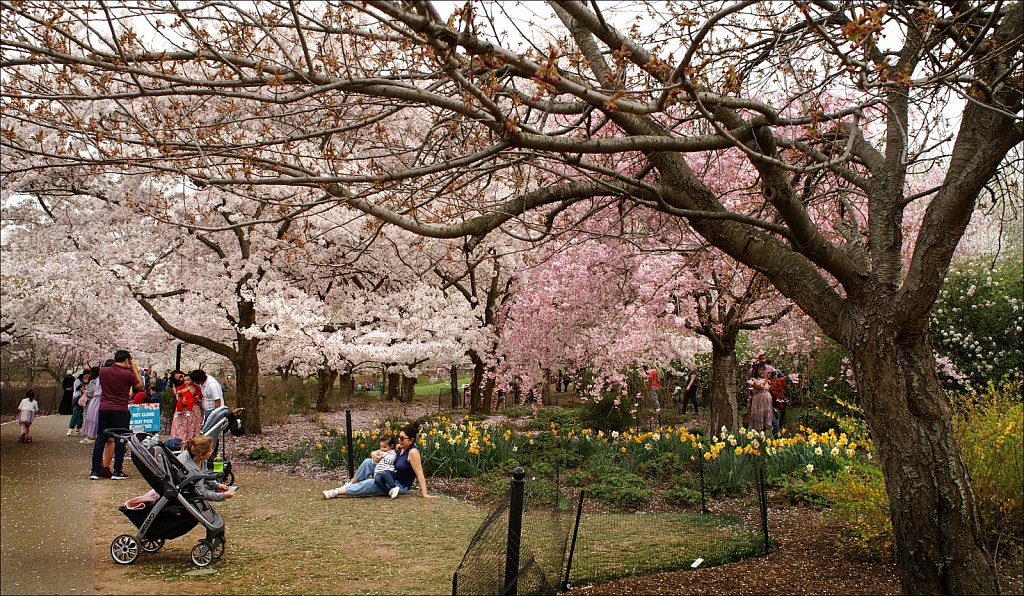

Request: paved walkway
left=1, top=415, right=99, bottom=595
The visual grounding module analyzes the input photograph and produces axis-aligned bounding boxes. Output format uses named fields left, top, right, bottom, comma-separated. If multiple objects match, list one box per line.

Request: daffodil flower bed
left=311, top=413, right=866, bottom=492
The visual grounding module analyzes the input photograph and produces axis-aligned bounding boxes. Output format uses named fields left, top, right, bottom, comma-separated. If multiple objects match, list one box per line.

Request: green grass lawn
left=568, top=511, right=764, bottom=585
left=113, top=463, right=488, bottom=595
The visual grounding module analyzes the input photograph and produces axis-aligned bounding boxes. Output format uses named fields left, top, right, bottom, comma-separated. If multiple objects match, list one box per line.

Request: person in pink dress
left=169, top=375, right=204, bottom=443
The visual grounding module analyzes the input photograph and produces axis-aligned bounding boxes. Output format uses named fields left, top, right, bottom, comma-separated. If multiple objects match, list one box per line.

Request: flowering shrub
left=931, top=256, right=1023, bottom=390
left=954, top=381, right=1023, bottom=551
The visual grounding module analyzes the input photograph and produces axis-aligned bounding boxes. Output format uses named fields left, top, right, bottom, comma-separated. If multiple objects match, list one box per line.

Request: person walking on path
left=90, top=350, right=144, bottom=480
left=17, top=390, right=38, bottom=443
left=681, top=368, right=699, bottom=415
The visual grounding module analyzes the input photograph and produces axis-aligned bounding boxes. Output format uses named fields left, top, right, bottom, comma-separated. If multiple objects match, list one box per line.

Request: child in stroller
left=106, top=429, right=230, bottom=567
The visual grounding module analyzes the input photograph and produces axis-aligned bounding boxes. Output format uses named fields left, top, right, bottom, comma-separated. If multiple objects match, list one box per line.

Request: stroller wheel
left=110, top=535, right=139, bottom=564
left=191, top=540, right=214, bottom=567
left=140, top=538, right=165, bottom=553
left=223, top=470, right=235, bottom=486
left=211, top=535, right=225, bottom=560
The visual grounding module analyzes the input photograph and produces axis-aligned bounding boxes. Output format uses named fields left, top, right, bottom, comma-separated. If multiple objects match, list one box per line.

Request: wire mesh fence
left=454, top=466, right=576, bottom=596
left=453, top=455, right=771, bottom=595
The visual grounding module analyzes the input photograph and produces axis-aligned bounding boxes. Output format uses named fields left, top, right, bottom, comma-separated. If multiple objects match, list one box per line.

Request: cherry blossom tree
left=2, top=2, right=1022, bottom=591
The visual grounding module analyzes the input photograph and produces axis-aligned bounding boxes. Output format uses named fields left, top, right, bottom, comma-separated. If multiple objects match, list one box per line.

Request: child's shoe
left=389, top=487, right=400, bottom=499
left=323, top=488, right=340, bottom=500
left=67, top=429, right=73, bottom=436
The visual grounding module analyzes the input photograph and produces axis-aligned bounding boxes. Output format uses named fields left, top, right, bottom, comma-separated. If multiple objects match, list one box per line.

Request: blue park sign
left=129, top=403, right=161, bottom=432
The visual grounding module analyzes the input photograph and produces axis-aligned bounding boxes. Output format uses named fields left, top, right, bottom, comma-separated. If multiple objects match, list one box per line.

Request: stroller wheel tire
left=211, top=535, right=225, bottom=560
left=223, top=470, right=235, bottom=485
left=191, top=541, right=214, bottom=567
left=110, top=535, right=139, bottom=564
left=140, top=538, right=165, bottom=553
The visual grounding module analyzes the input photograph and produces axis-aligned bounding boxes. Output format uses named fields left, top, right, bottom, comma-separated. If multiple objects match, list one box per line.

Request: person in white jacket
left=17, top=390, right=38, bottom=443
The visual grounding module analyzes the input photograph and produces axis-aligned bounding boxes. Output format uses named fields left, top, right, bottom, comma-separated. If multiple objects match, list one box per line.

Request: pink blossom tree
left=2, top=2, right=1021, bottom=591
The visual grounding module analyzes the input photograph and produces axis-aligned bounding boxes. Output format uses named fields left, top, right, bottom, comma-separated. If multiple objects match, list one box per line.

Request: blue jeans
left=342, top=458, right=410, bottom=497
left=374, top=470, right=398, bottom=492
left=92, top=410, right=129, bottom=475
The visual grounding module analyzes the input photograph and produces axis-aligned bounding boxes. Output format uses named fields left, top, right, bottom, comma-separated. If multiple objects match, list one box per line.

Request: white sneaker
left=389, top=487, right=400, bottom=499
left=323, top=488, right=339, bottom=500
left=79, top=438, right=94, bottom=444
left=67, top=429, right=73, bottom=436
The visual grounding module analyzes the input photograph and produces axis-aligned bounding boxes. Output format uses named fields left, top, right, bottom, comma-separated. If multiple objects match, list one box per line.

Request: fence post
left=345, top=409, right=354, bottom=481
left=504, top=467, right=526, bottom=596
left=451, top=571, right=458, bottom=596
left=757, top=455, right=769, bottom=554
left=561, top=490, right=585, bottom=592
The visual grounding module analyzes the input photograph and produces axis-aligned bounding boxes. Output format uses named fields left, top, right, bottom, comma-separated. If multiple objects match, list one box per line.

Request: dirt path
left=1, top=415, right=100, bottom=595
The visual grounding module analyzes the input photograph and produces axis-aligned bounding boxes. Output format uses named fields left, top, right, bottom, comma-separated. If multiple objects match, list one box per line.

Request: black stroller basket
left=105, top=429, right=227, bottom=567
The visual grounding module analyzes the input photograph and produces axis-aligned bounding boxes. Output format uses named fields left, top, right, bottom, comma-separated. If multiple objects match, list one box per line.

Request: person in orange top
left=646, top=366, right=662, bottom=410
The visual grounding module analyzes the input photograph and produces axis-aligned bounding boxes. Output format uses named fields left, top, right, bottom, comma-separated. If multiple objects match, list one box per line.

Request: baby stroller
left=201, top=406, right=245, bottom=485
left=105, top=429, right=227, bottom=567
left=165, top=406, right=244, bottom=485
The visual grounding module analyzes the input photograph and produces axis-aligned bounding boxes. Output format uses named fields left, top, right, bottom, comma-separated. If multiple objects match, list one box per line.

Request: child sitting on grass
left=323, top=436, right=401, bottom=499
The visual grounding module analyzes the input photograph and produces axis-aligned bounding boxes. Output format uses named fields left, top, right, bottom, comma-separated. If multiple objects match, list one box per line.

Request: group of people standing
left=53, top=352, right=224, bottom=478
left=646, top=366, right=700, bottom=415
left=745, top=351, right=788, bottom=434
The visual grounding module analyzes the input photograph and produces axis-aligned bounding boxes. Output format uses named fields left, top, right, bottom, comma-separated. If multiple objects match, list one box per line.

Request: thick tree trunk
left=481, top=373, right=496, bottom=415
left=541, top=368, right=554, bottom=405
left=386, top=372, right=400, bottom=401
left=709, top=348, right=739, bottom=434
left=468, top=351, right=486, bottom=413
left=314, top=368, right=340, bottom=412
left=400, top=375, right=416, bottom=403
left=853, top=327, right=997, bottom=594
left=450, top=365, right=459, bottom=410
left=337, top=371, right=353, bottom=404
left=232, top=337, right=261, bottom=434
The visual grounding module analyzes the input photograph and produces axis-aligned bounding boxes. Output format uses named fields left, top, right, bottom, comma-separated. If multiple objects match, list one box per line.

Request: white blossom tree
left=2, top=2, right=1022, bottom=591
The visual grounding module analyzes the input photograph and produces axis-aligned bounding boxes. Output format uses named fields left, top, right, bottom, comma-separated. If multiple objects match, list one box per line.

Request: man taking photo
left=90, top=350, right=144, bottom=480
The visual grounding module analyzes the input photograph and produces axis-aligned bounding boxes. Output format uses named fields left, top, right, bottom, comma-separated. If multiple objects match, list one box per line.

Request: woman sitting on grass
left=323, top=422, right=437, bottom=500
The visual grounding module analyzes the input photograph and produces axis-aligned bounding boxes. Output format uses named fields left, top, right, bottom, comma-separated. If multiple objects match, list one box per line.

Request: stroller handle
left=104, top=428, right=155, bottom=441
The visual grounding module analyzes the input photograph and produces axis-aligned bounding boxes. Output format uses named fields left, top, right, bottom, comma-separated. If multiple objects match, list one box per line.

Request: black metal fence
left=1, top=385, right=61, bottom=414
left=453, top=458, right=770, bottom=595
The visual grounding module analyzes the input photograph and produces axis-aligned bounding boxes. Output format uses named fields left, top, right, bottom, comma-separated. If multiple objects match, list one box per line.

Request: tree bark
left=386, top=372, right=401, bottom=401
left=853, top=324, right=997, bottom=594
left=468, top=350, right=485, bottom=413
left=541, top=368, right=554, bottom=405
left=400, top=374, right=416, bottom=403
left=709, top=348, right=739, bottom=435
left=232, top=336, right=261, bottom=434
left=450, top=365, right=459, bottom=410
left=314, top=367, right=340, bottom=412
left=338, top=371, right=353, bottom=405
